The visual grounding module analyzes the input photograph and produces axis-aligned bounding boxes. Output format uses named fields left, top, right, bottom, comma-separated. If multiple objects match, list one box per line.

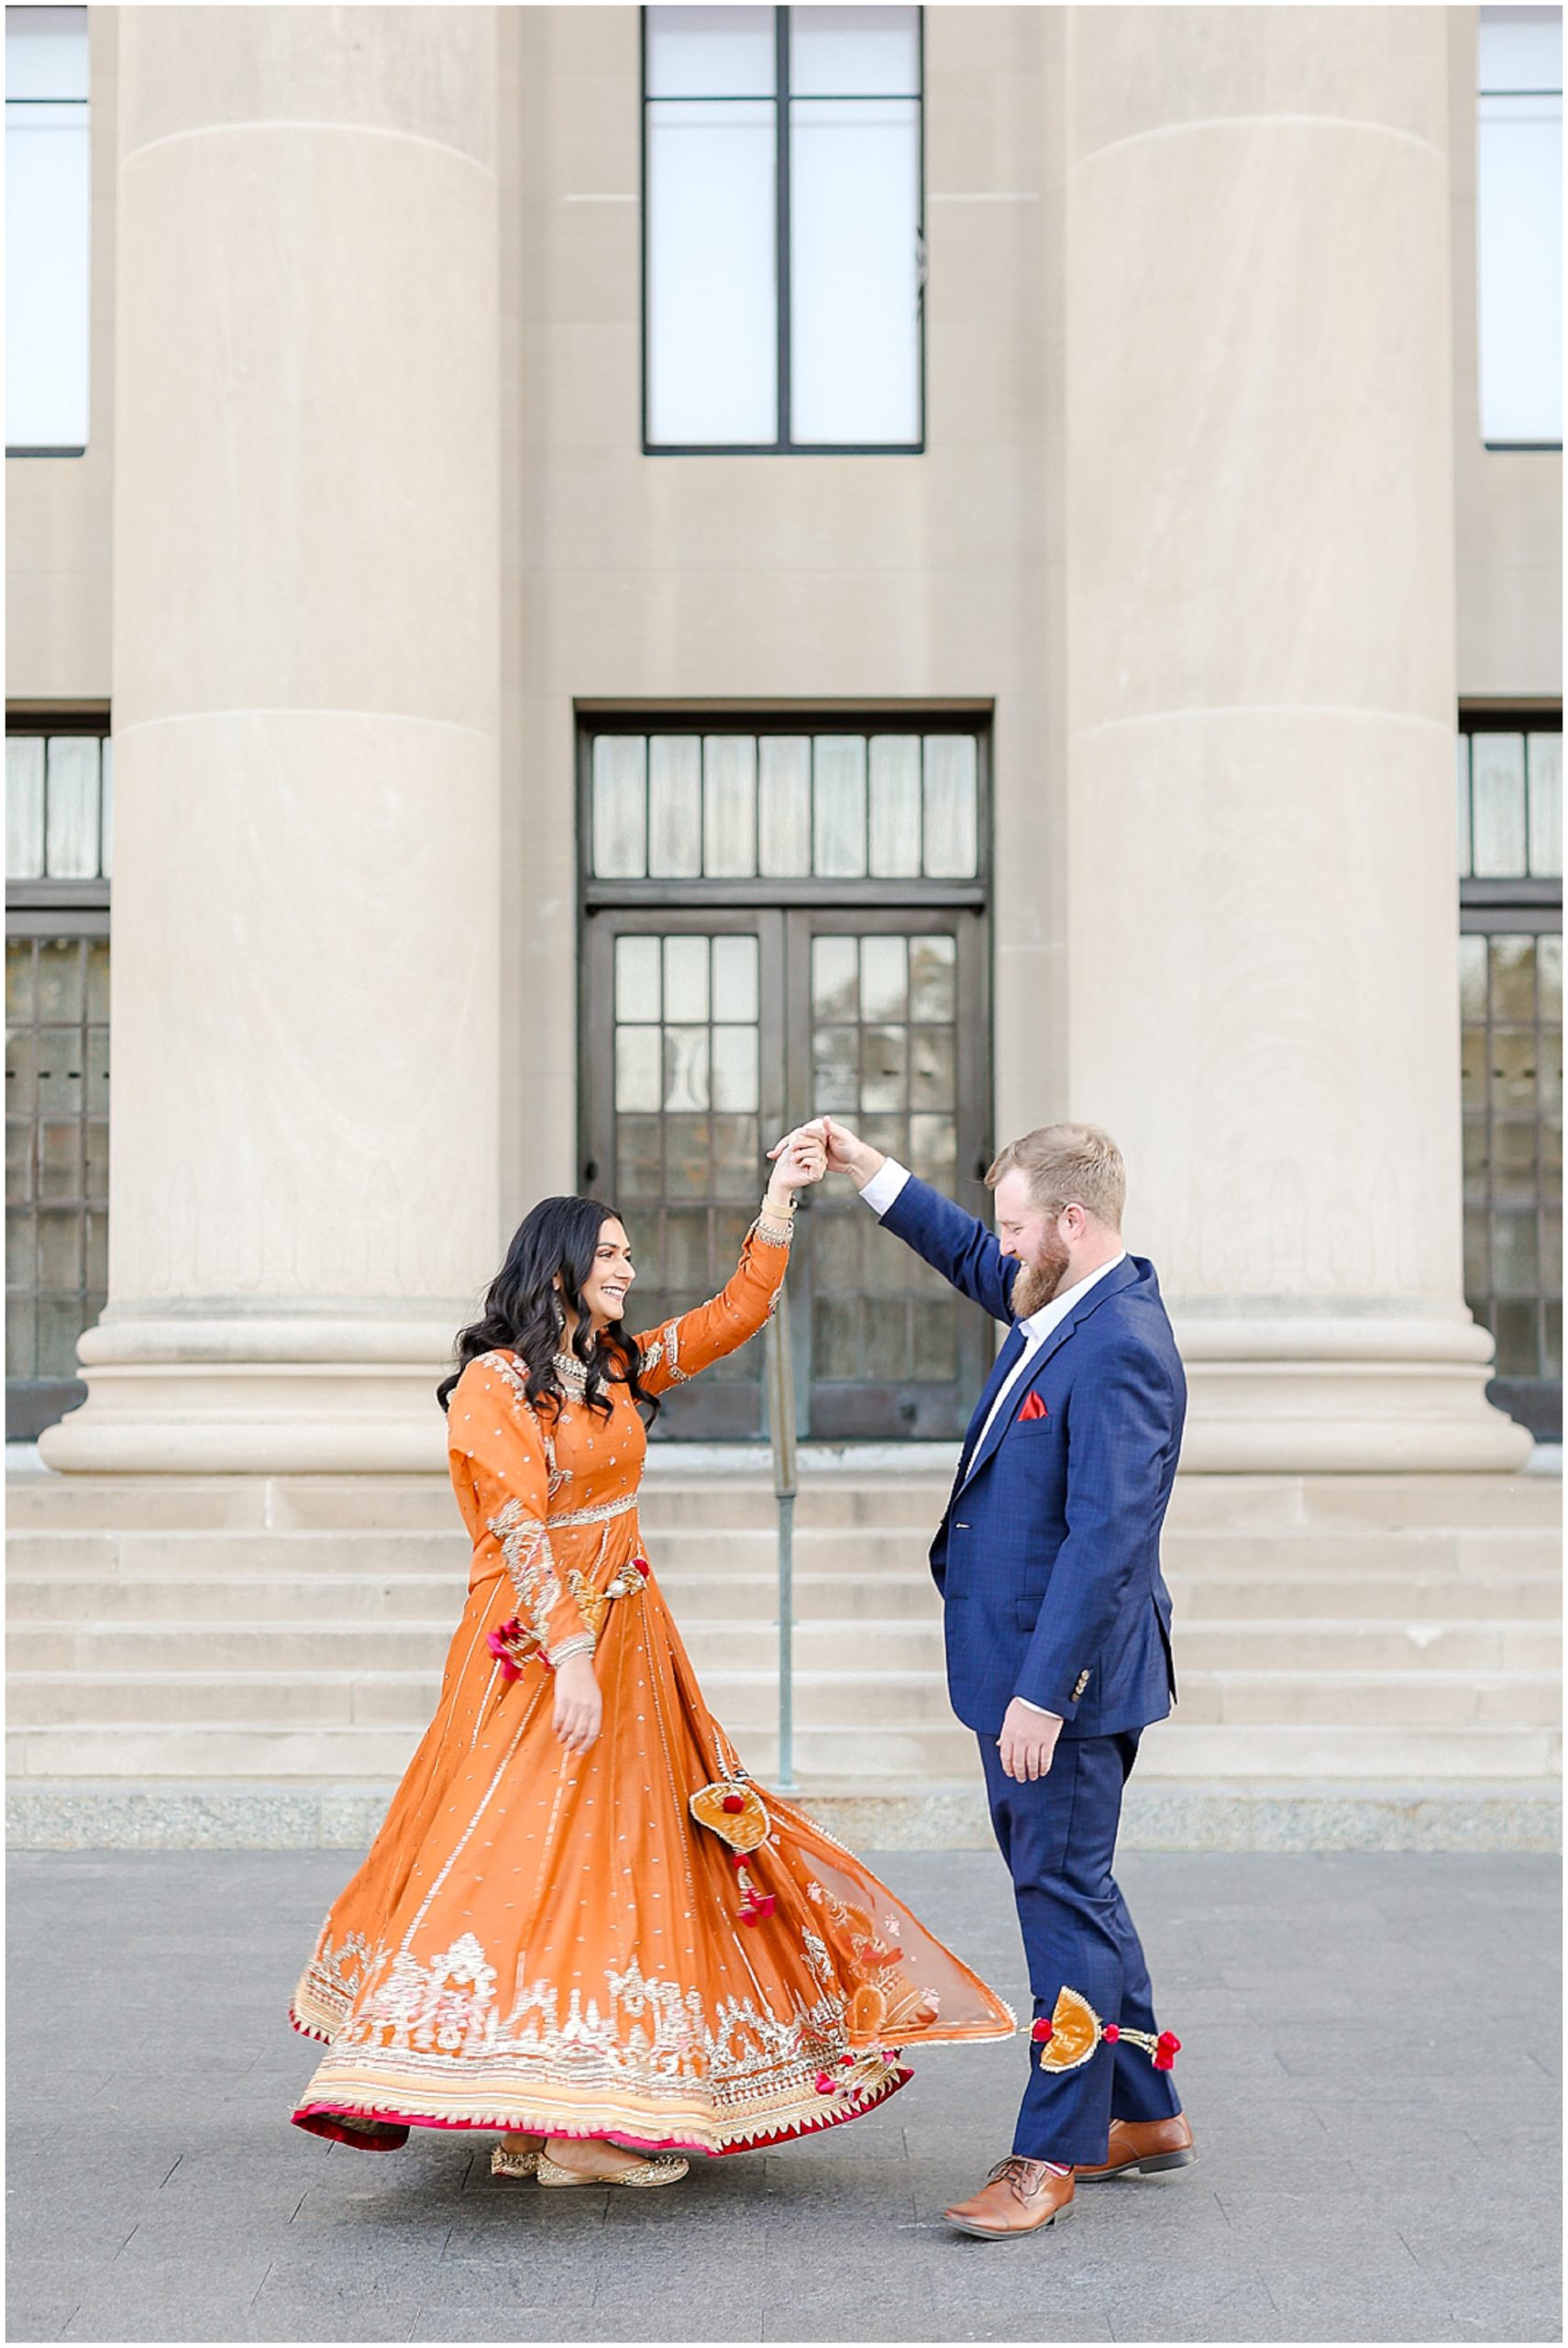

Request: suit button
left=955, top=1522, right=971, bottom=1532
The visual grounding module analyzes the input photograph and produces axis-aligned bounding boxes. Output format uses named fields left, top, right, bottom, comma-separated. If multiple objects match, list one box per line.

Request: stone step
left=6, top=1715, right=1560, bottom=1787
left=7, top=1614, right=1559, bottom=1679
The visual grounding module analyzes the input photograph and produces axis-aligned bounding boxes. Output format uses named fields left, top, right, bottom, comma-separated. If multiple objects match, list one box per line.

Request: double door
left=581, top=905, right=991, bottom=1439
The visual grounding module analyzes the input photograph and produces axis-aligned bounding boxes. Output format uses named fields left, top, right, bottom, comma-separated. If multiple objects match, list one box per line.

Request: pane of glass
left=45, top=736, right=100, bottom=878
left=790, top=5, right=920, bottom=94
left=646, top=99, right=778, bottom=446
left=860, top=934, right=908, bottom=1022
left=6, top=1114, right=31, bottom=1205
left=663, top=935, right=710, bottom=1023
left=1463, top=1204, right=1489, bottom=1297
left=860, top=1111, right=907, bottom=1160
left=868, top=735, right=922, bottom=876
left=711, top=1023, right=759, bottom=1112
left=6, top=1027, right=37, bottom=1117
left=37, top=1033, right=82, bottom=1116
left=1479, top=8, right=1562, bottom=94
left=713, top=1205, right=751, bottom=1266
left=6, top=938, right=35, bottom=1023
left=1461, top=1025, right=1487, bottom=1112
left=36, top=939, right=83, bottom=1022
left=1472, top=735, right=1529, bottom=876
left=84, top=1207, right=106, bottom=1290
left=37, top=1120, right=78, bottom=1202
left=615, top=934, right=662, bottom=1023
left=790, top=99, right=921, bottom=446
left=910, top=1111, right=957, bottom=1185
left=665, top=1207, right=711, bottom=1286
left=1492, top=1298, right=1539, bottom=1375
left=1542, top=1041, right=1563, bottom=1114
left=1493, top=1212, right=1539, bottom=1293
left=812, top=933, right=859, bottom=1019
left=1545, top=1299, right=1562, bottom=1376
left=911, top=1297, right=958, bottom=1380
left=1542, top=1113, right=1562, bottom=1184
left=645, top=5, right=777, bottom=97
left=910, top=932, right=957, bottom=1021
left=5, top=97, right=91, bottom=450
left=812, top=736, right=868, bottom=876
left=85, top=936, right=108, bottom=1022
left=923, top=736, right=979, bottom=877
left=1543, top=1205, right=1562, bottom=1290
left=757, top=736, right=812, bottom=875
left=711, top=1113, right=760, bottom=1200
left=1491, top=1028, right=1540, bottom=1113
left=37, top=1205, right=82, bottom=1290
left=1539, top=932, right=1562, bottom=1024
left=592, top=737, right=647, bottom=879
left=85, top=1027, right=108, bottom=1113
left=1455, top=735, right=1473, bottom=879
left=703, top=735, right=757, bottom=876
left=6, top=738, right=45, bottom=879
left=37, top=1296, right=84, bottom=1379
left=1491, top=934, right=1536, bottom=1023
left=860, top=1024, right=908, bottom=1112
left=814, top=1295, right=860, bottom=1379
left=1494, top=1119, right=1538, bottom=1197
left=664, top=1113, right=712, bottom=1197
left=1476, top=93, right=1562, bottom=446
left=865, top=1297, right=910, bottom=1376
left=84, top=1115, right=107, bottom=1202
left=647, top=737, right=702, bottom=878
left=6, top=1205, right=34, bottom=1288
left=99, top=736, right=112, bottom=878
left=812, top=1024, right=858, bottom=1111
left=865, top=1229, right=914, bottom=1293
left=664, top=1024, right=711, bottom=1111
left=1528, top=732, right=1562, bottom=878
left=812, top=1210, right=860, bottom=1289
left=712, top=934, right=759, bottom=1023
left=911, top=1024, right=955, bottom=1110
left=616, top=1115, right=664, bottom=1201
left=1463, top=1115, right=1489, bottom=1192
left=1459, top=932, right=1488, bottom=1023
left=615, top=1025, right=663, bottom=1113
left=6, top=1295, right=34, bottom=1380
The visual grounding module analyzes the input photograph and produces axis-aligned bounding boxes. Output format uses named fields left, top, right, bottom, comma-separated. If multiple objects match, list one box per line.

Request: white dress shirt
left=858, top=1157, right=1128, bottom=1721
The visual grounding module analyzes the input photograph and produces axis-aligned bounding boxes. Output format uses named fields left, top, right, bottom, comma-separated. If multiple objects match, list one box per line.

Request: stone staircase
left=6, top=1465, right=1561, bottom=1810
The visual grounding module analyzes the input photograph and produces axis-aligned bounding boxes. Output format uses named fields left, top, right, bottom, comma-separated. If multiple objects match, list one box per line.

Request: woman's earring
left=550, top=1289, right=567, bottom=1339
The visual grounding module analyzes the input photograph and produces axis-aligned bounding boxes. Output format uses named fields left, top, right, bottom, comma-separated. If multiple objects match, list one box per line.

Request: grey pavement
left=6, top=1847, right=1561, bottom=2346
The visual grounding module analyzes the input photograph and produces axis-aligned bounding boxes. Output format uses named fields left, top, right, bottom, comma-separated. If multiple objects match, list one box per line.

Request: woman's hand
left=552, top=1653, right=602, bottom=1755
left=767, top=1125, right=827, bottom=1194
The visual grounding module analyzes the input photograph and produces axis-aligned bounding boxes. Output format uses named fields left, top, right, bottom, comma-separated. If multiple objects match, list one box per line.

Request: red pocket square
left=1018, top=1390, right=1049, bottom=1423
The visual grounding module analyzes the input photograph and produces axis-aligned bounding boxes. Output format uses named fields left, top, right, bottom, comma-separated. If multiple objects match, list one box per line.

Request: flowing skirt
left=291, top=1566, right=1012, bottom=2155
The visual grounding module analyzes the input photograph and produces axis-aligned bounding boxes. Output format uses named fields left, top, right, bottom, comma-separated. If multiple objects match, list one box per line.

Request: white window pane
left=664, top=1025, right=711, bottom=1112
left=1528, top=732, right=1562, bottom=878
left=861, top=935, right=908, bottom=1023
left=790, top=6, right=920, bottom=96
left=711, top=1024, right=759, bottom=1113
left=615, top=935, right=663, bottom=1023
left=6, top=6, right=89, bottom=100
left=922, top=736, right=978, bottom=878
left=757, top=736, right=812, bottom=874
left=812, top=736, right=867, bottom=877
left=1479, top=6, right=1562, bottom=94
left=646, top=99, right=778, bottom=446
left=789, top=98, right=920, bottom=446
left=1472, top=733, right=1529, bottom=876
left=6, top=101, right=91, bottom=450
left=812, top=934, right=859, bottom=1019
left=648, top=736, right=701, bottom=878
left=99, top=735, right=112, bottom=879
left=646, top=5, right=776, bottom=98
left=712, top=934, right=759, bottom=1024
left=664, top=935, right=710, bottom=1023
left=1478, top=94, right=1562, bottom=444
left=615, top=1026, right=663, bottom=1113
left=703, top=735, right=757, bottom=876
left=592, top=737, right=647, bottom=878
left=6, top=737, right=45, bottom=880
left=868, top=735, right=922, bottom=876
left=45, top=736, right=100, bottom=878
left=1456, top=734, right=1474, bottom=879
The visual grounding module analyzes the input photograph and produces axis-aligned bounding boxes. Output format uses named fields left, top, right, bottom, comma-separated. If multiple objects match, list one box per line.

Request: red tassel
left=633, top=1556, right=651, bottom=1578
left=740, top=1908, right=759, bottom=1928
left=814, top=2072, right=835, bottom=2095
left=752, top=1893, right=776, bottom=1919
left=729, top=1849, right=748, bottom=1867
left=722, top=1793, right=745, bottom=1813
left=1031, top=2019, right=1053, bottom=2044
left=1103, top=2023, right=1120, bottom=2044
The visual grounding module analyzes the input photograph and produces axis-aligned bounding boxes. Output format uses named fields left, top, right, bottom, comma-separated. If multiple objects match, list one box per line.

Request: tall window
left=1458, top=717, right=1562, bottom=1441
left=6, top=4, right=91, bottom=456
left=6, top=721, right=111, bottom=1440
left=1477, top=5, right=1562, bottom=449
left=643, top=6, right=923, bottom=452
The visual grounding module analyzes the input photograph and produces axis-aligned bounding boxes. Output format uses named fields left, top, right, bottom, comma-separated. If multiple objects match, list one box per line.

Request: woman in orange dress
left=291, top=1136, right=1013, bottom=2185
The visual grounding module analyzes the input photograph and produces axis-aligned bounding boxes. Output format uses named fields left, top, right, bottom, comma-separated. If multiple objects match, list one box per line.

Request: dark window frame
left=639, top=5, right=927, bottom=457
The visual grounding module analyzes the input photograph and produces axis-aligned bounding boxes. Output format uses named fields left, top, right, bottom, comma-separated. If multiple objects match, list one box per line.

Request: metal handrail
left=764, top=1283, right=799, bottom=1793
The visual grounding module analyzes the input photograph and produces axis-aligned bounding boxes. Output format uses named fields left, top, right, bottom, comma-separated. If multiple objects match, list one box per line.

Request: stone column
left=41, top=6, right=502, bottom=1474
left=1064, top=6, right=1529, bottom=1471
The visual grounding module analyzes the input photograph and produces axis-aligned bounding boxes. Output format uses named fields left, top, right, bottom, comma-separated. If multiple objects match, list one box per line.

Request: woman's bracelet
left=757, top=1187, right=797, bottom=1243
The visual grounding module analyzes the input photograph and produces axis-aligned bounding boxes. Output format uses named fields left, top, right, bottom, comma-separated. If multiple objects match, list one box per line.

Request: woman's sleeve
left=631, top=1196, right=793, bottom=1394
left=447, top=1358, right=596, bottom=1668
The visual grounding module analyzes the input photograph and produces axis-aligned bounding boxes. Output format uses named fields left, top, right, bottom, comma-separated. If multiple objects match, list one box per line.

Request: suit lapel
left=952, top=1324, right=1027, bottom=1488
left=959, top=1257, right=1139, bottom=1491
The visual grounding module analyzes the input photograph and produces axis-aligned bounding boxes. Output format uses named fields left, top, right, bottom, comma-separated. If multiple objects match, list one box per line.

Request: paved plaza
left=6, top=1845, right=1561, bottom=2345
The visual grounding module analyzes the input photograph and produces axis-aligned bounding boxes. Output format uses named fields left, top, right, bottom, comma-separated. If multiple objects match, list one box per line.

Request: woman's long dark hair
left=436, top=1195, right=660, bottom=1424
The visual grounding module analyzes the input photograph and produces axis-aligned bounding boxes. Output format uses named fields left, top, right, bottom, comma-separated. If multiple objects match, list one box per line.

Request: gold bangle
left=761, top=1186, right=797, bottom=1221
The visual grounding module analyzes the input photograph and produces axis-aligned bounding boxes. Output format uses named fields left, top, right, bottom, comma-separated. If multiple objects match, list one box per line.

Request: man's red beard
left=1010, top=1230, right=1072, bottom=1318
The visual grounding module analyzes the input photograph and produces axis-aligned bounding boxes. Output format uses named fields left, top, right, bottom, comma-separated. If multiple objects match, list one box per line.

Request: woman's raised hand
left=767, top=1124, right=828, bottom=1193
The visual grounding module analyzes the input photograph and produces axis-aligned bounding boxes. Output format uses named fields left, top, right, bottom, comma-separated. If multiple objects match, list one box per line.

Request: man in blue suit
left=785, top=1116, right=1194, bottom=2239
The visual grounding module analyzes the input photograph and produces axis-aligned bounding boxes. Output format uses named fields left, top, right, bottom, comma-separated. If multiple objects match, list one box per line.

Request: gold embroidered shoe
left=490, top=2143, right=541, bottom=2180
left=537, top=2149, right=690, bottom=2189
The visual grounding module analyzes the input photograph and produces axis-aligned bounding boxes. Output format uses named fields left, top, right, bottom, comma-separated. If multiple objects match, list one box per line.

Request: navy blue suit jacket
left=879, top=1174, right=1183, bottom=1740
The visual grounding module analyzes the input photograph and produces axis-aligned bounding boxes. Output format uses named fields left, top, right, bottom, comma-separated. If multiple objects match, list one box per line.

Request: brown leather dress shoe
left=944, top=2156, right=1076, bottom=2240
left=1075, top=2113, right=1195, bottom=2181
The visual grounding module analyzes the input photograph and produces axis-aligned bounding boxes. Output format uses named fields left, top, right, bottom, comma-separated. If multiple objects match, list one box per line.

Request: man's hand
left=766, top=1126, right=826, bottom=1195
left=769, top=1115, right=885, bottom=1191
left=552, top=1653, right=602, bottom=1755
left=998, top=1698, right=1062, bottom=1784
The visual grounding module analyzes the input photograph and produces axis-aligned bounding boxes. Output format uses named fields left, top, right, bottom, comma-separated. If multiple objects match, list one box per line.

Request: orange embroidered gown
left=291, top=1208, right=1013, bottom=2155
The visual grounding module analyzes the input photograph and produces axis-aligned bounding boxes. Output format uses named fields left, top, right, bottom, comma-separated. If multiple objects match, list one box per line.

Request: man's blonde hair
left=986, top=1122, right=1126, bottom=1230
